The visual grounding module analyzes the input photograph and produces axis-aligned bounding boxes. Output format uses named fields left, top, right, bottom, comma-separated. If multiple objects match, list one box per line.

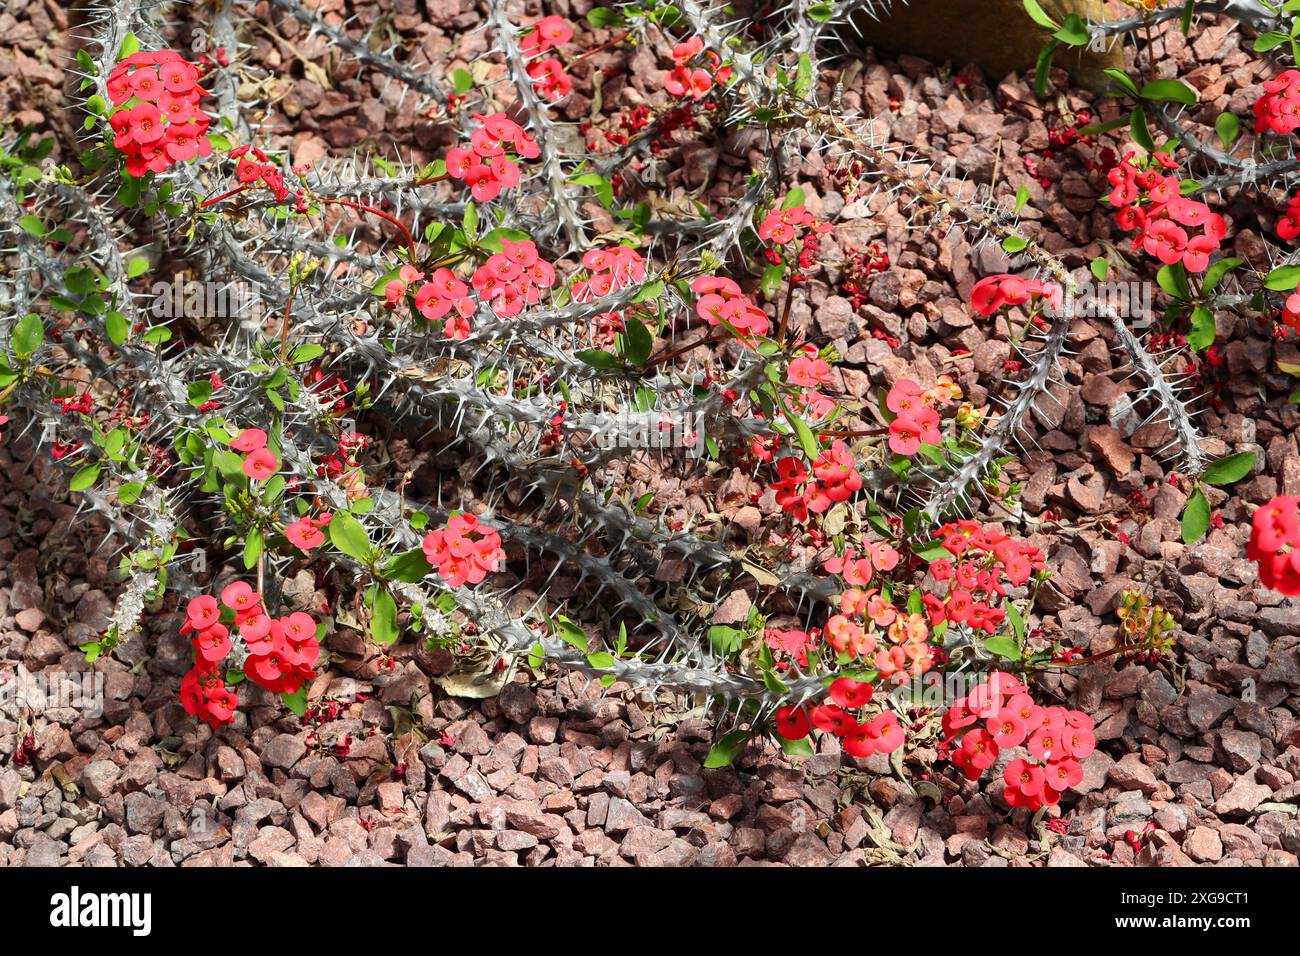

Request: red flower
left=230, top=427, right=267, bottom=452
left=185, top=595, right=220, bottom=630
left=774, top=705, right=810, bottom=740
left=810, top=704, right=856, bottom=736
left=242, top=447, right=278, bottom=481
left=829, top=677, right=873, bottom=709
left=422, top=514, right=506, bottom=587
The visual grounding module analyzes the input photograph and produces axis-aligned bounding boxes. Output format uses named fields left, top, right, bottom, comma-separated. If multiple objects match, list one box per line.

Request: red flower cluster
left=943, top=673, right=1094, bottom=811
left=691, top=275, right=770, bottom=342
left=1278, top=193, right=1300, bottom=242
left=471, top=239, right=556, bottom=317
left=775, top=679, right=905, bottom=758
left=230, top=427, right=279, bottom=481
left=970, top=274, right=1061, bottom=318
left=179, top=585, right=321, bottom=728
left=422, top=513, right=506, bottom=587
left=886, top=378, right=957, bottom=455
left=230, top=144, right=291, bottom=203
left=771, top=440, right=863, bottom=523
left=446, top=113, right=540, bottom=202
left=572, top=245, right=648, bottom=300
left=1248, top=495, right=1300, bottom=594
left=522, top=16, right=575, bottom=102
left=787, top=348, right=833, bottom=388
left=1254, top=70, right=1300, bottom=135
left=1108, top=151, right=1227, bottom=274
left=662, top=36, right=733, bottom=100
left=107, top=50, right=212, bottom=177
left=757, top=201, right=830, bottom=246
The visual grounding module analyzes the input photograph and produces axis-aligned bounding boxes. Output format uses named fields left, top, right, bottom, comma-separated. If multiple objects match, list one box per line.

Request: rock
left=1214, top=776, right=1273, bottom=819
left=262, top=734, right=308, bottom=770
left=496, top=684, right=538, bottom=723
left=1215, top=730, right=1262, bottom=774
left=1183, top=827, right=1223, bottom=863
left=1108, top=753, right=1159, bottom=795
left=14, top=607, right=45, bottom=632
left=605, top=797, right=650, bottom=835
left=81, top=760, right=122, bottom=800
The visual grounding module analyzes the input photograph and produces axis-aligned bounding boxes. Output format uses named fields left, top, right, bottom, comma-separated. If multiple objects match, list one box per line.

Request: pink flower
left=422, top=514, right=506, bottom=587
left=185, top=595, right=220, bottom=630
left=285, top=516, right=328, bottom=551
left=1142, top=219, right=1188, bottom=265
left=787, top=354, right=832, bottom=387
left=242, top=447, right=278, bottom=481
left=231, top=428, right=267, bottom=452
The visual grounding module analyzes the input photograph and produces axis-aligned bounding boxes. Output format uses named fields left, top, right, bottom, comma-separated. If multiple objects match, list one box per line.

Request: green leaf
left=281, top=685, right=308, bottom=717
left=1201, top=257, right=1242, bottom=293
left=19, top=215, right=45, bottom=237
left=759, top=263, right=785, bottom=298
left=1014, top=185, right=1030, bottom=212
left=68, top=463, right=101, bottom=492
left=1255, top=31, right=1290, bottom=52
left=118, top=481, right=143, bottom=504
left=570, top=173, right=614, bottom=208
left=1203, top=451, right=1256, bottom=486
left=1002, top=235, right=1028, bottom=253
left=118, top=32, right=140, bottom=60
left=383, top=547, right=434, bottom=582
left=1215, top=112, right=1239, bottom=150
left=1156, top=262, right=1191, bottom=300
left=707, top=625, right=745, bottom=656
left=1022, top=0, right=1060, bottom=29
left=703, top=729, right=753, bottom=769
left=1034, top=39, right=1061, bottom=96
left=1090, top=257, right=1108, bottom=281
left=1181, top=487, right=1210, bottom=544
left=329, top=511, right=371, bottom=562
left=576, top=348, right=620, bottom=370
left=126, top=257, right=149, bottom=278
left=778, top=735, right=815, bottom=757
left=1105, top=68, right=1141, bottom=99
left=289, top=343, right=325, bottom=365
left=1053, top=14, right=1088, bottom=46
left=1187, top=305, right=1216, bottom=353
left=1130, top=106, right=1155, bottom=153
left=586, top=7, right=624, bottom=27
left=243, top=528, right=264, bottom=570
left=783, top=402, right=819, bottom=459
left=451, top=68, right=473, bottom=94
left=105, top=310, right=128, bottom=346
left=1264, top=264, right=1300, bottom=290
left=554, top=616, right=589, bottom=652
left=12, top=313, right=44, bottom=359
left=586, top=651, right=616, bottom=669
left=984, top=636, right=1021, bottom=661
left=781, top=187, right=806, bottom=211
left=369, top=585, right=399, bottom=645
left=1139, top=79, right=1197, bottom=105
left=616, top=315, right=654, bottom=366
left=462, top=201, right=479, bottom=238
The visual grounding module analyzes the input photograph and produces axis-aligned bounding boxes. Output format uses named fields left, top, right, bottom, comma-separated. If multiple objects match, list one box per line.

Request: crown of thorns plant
left=2, top=0, right=1298, bottom=799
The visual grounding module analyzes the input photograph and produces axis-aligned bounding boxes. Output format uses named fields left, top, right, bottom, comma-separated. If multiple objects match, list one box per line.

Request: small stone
left=14, top=608, right=45, bottom=632
left=262, top=734, right=308, bottom=770
left=1183, top=827, right=1223, bottom=863
left=1214, top=776, right=1272, bottom=818
left=81, top=760, right=121, bottom=801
